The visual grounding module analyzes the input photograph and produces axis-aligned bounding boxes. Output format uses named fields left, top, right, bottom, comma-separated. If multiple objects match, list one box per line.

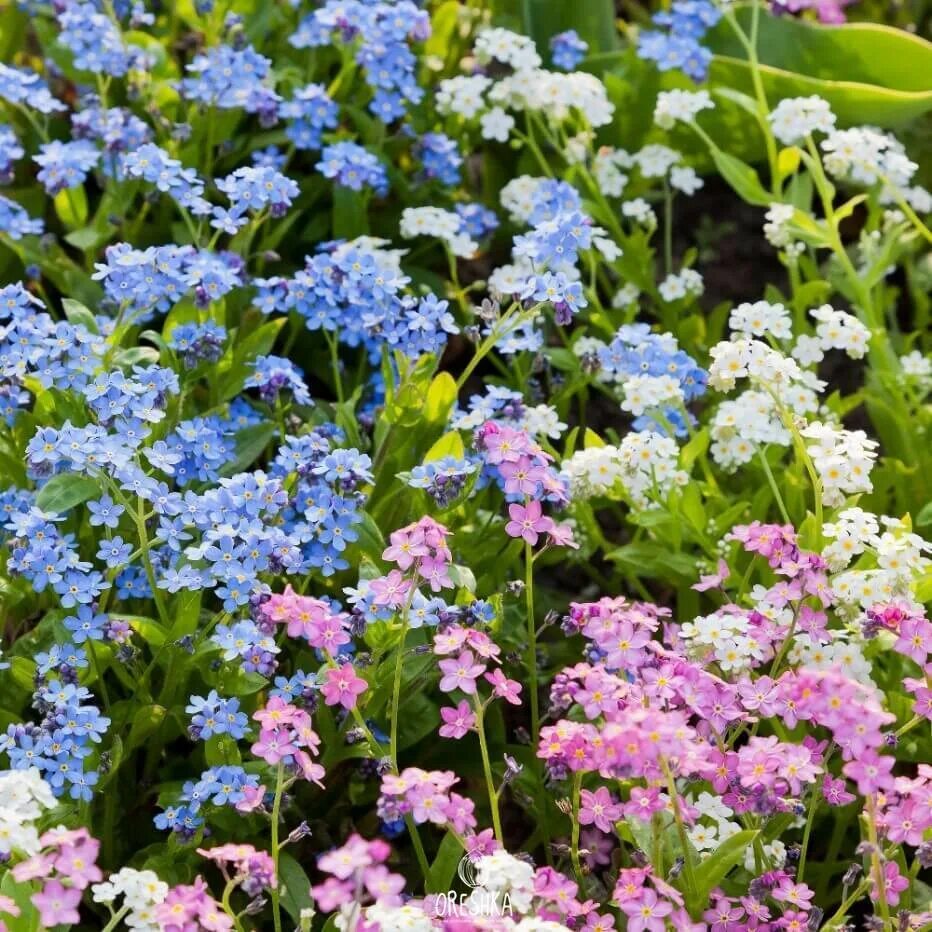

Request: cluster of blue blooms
left=56, top=1, right=153, bottom=77
left=0, top=663, right=109, bottom=801
left=155, top=765, right=261, bottom=835
left=598, top=323, right=708, bottom=435
left=291, top=0, right=429, bottom=122
left=93, top=243, right=243, bottom=319
left=637, top=0, right=722, bottom=82
left=549, top=30, right=589, bottom=70
left=254, top=241, right=459, bottom=361
left=406, top=456, right=478, bottom=508
left=167, top=321, right=226, bottom=367
left=178, top=44, right=279, bottom=122
left=281, top=83, right=339, bottom=151
left=317, top=141, right=389, bottom=194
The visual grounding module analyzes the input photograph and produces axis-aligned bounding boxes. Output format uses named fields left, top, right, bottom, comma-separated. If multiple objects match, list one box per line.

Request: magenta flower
left=320, top=664, right=367, bottom=710
left=438, top=650, right=486, bottom=695
left=31, top=880, right=82, bottom=928
left=439, top=700, right=476, bottom=739
left=485, top=668, right=522, bottom=705
left=578, top=786, right=623, bottom=833
left=505, top=500, right=554, bottom=545
left=369, top=570, right=413, bottom=608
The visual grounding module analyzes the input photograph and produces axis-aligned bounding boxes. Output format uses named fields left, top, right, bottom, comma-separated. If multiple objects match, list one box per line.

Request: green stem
left=524, top=540, right=539, bottom=749
left=796, top=786, right=818, bottom=882
left=570, top=770, right=584, bottom=885
left=473, top=696, right=503, bottom=844
left=270, top=763, right=285, bottom=932
left=100, top=905, right=130, bottom=932
left=865, top=797, right=892, bottom=929
left=660, top=757, right=696, bottom=899
left=756, top=445, right=792, bottom=524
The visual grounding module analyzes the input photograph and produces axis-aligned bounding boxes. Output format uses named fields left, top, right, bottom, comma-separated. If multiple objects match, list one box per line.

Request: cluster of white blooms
left=634, top=144, right=682, bottom=178
left=654, top=89, right=714, bottom=129
left=803, top=304, right=871, bottom=360
left=800, top=421, right=877, bottom=505
left=617, top=431, right=688, bottom=507
left=901, top=349, right=932, bottom=391
left=563, top=130, right=594, bottom=165
left=658, top=268, right=704, bottom=302
left=708, top=338, right=814, bottom=395
left=822, top=506, right=881, bottom=570
left=729, top=300, right=793, bottom=340
left=92, top=867, right=169, bottom=932
left=710, top=390, right=795, bottom=468
left=474, top=850, right=536, bottom=913
left=364, top=904, right=437, bottom=931
left=488, top=258, right=537, bottom=298
left=768, top=96, right=836, bottom=145
left=400, top=207, right=478, bottom=258
left=828, top=514, right=930, bottom=614
left=0, top=767, right=56, bottom=856
left=621, top=198, right=657, bottom=226
left=474, top=27, right=542, bottom=71
left=680, top=608, right=764, bottom=671
left=436, top=74, right=492, bottom=118
left=670, top=165, right=703, bottom=195
left=561, top=445, right=625, bottom=497
left=480, top=106, right=516, bottom=142
left=612, top=283, right=641, bottom=308
left=688, top=791, right=743, bottom=855
left=500, top=175, right=545, bottom=224
left=789, top=632, right=873, bottom=685
left=821, top=126, right=917, bottom=191
left=593, top=147, right=632, bottom=197
left=763, top=203, right=803, bottom=255
left=521, top=404, right=567, bottom=439
left=489, top=67, right=614, bottom=127
left=620, top=374, right=683, bottom=417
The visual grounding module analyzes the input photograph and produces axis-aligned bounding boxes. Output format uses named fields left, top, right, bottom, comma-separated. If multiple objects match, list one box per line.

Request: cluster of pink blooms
left=197, top=844, right=275, bottom=898
left=7, top=827, right=101, bottom=928
left=377, top=767, right=480, bottom=836
left=259, top=584, right=351, bottom=654
left=476, top=421, right=576, bottom=548
left=866, top=599, right=932, bottom=666
left=310, top=834, right=405, bottom=914
left=433, top=623, right=521, bottom=705
left=250, top=697, right=325, bottom=784
left=372, top=515, right=455, bottom=605
left=155, top=875, right=231, bottom=931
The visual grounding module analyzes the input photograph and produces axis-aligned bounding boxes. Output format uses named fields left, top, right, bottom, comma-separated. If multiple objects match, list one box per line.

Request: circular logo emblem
left=457, top=854, right=480, bottom=888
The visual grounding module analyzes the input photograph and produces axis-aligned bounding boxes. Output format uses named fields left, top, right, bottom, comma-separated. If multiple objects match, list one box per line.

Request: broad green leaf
left=35, top=474, right=100, bottom=514
left=424, top=372, right=457, bottom=425
left=708, top=147, right=772, bottom=207
left=279, top=853, right=314, bottom=923
left=220, top=422, right=277, bottom=476
left=426, top=830, right=466, bottom=894
left=424, top=430, right=465, bottom=463
left=61, top=298, right=99, bottom=333
left=53, top=185, right=88, bottom=228
left=688, top=829, right=759, bottom=911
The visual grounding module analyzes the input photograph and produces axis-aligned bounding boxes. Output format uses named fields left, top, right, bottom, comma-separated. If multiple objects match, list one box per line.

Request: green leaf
left=278, top=853, right=314, bottom=923
left=688, top=829, right=759, bottom=912
left=705, top=11, right=932, bottom=130
left=35, top=474, right=100, bottom=514
left=606, top=542, right=696, bottom=580
left=517, top=0, right=619, bottom=55
left=332, top=186, right=369, bottom=240
left=424, top=430, right=465, bottom=463
left=61, top=298, right=99, bottom=333
left=53, top=186, right=88, bottom=228
left=424, top=372, right=457, bottom=425
left=708, top=147, right=772, bottom=207
left=221, top=422, right=277, bottom=477
left=426, top=831, right=465, bottom=894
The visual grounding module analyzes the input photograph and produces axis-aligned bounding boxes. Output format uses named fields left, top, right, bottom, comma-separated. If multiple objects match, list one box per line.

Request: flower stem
left=473, top=696, right=503, bottom=844
left=270, top=763, right=285, bottom=932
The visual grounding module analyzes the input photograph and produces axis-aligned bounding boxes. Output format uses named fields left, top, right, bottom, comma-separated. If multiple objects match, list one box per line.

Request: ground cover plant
left=0, top=0, right=930, bottom=929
